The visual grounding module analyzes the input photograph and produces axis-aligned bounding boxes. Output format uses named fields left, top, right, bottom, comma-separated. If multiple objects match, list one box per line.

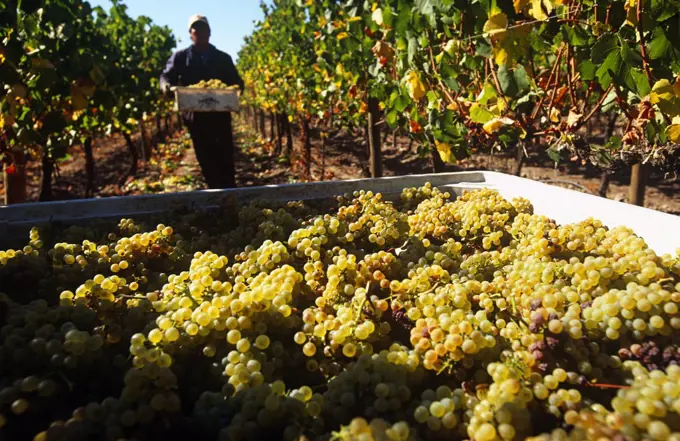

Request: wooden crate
left=172, top=87, right=240, bottom=112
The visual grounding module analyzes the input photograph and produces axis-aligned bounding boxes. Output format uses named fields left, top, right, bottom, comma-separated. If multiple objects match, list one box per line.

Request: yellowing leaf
left=435, top=141, right=456, bottom=163
left=550, top=107, right=561, bottom=123
left=529, top=0, right=553, bottom=21
left=337, top=32, right=349, bottom=40
left=482, top=117, right=515, bottom=134
left=443, top=40, right=456, bottom=55
left=494, top=97, right=508, bottom=113
left=405, top=71, right=427, bottom=101
left=650, top=79, right=675, bottom=102
left=673, top=76, right=680, bottom=97
left=347, top=17, right=362, bottom=23
left=494, top=48, right=509, bottom=65
left=624, top=0, right=638, bottom=26
left=483, top=13, right=508, bottom=39
left=666, top=124, right=680, bottom=142
left=650, top=79, right=680, bottom=117
left=446, top=101, right=460, bottom=112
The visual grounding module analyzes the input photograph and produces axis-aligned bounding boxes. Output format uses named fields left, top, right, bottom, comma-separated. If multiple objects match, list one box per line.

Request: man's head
left=188, top=14, right=210, bottom=48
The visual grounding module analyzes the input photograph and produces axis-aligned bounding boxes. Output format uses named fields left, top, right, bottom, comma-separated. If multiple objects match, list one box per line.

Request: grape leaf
left=562, top=25, right=591, bottom=47
left=591, top=33, right=618, bottom=64
left=596, top=51, right=623, bottom=88
left=482, top=117, right=514, bottom=134
left=407, top=36, right=418, bottom=64
left=470, top=104, right=494, bottom=124
left=578, top=60, right=597, bottom=81
left=666, top=123, right=680, bottom=142
left=497, top=64, right=530, bottom=98
left=649, top=26, right=671, bottom=59
left=650, top=78, right=680, bottom=117
left=483, top=13, right=508, bottom=38
left=630, top=68, right=651, bottom=96
left=546, top=145, right=562, bottom=163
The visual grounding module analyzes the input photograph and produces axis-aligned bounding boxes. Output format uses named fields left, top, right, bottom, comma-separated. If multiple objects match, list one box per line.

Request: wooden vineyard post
left=285, top=116, right=293, bottom=158
left=119, top=133, right=137, bottom=188
left=301, top=118, right=312, bottom=180
left=597, top=112, right=618, bottom=198
left=629, top=163, right=649, bottom=206
left=155, top=114, right=162, bottom=141
left=259, top=109, right=266, bottom=137
left=513, top=142, right=525, bottom=176
left=139, top=121, right=152, bottom=161
left=269, top=111, right=276, bottom=143
left=84, top=137, right=95, bottom=197
left=275, top=114, right=283, bottom=155
left=367, top=97, right=382, bottom=178
left=3, top=148, right=27, bottom=205
left=39, top=149, right=53, bottom=202
left=320, top=131, right=326, bottom=181
left=599, top=173, right=611, bottom=197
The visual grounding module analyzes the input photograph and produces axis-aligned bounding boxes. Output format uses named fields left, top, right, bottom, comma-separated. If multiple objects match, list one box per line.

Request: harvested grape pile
left=188, top=79, right=239, bottom=89
left=1, top=185, right=680, bottom=441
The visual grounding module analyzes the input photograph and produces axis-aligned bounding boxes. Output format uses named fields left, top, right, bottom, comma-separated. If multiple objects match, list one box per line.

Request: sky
left=89, top=0, right=273, bottom=61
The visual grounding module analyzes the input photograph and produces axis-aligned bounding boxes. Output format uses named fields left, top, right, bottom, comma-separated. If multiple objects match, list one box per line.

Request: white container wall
left=1, top=171, right=678, bottom=254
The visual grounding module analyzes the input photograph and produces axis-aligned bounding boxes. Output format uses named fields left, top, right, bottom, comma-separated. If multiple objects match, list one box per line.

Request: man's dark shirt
left=161, top=44, right=244, bottom=92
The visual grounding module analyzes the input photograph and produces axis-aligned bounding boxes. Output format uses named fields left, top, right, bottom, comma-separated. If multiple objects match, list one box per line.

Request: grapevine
left=238, top=0, right=680, bottom=179
left=0, top=0, right=175, bottom=202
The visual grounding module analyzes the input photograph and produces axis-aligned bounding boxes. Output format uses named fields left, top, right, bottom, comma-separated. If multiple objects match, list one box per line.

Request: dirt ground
left=2, top=115, right=678, bottom=217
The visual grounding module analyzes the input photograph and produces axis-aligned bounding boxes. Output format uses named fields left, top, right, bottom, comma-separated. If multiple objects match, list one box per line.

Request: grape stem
left=584, top=382, right=631, bottom=390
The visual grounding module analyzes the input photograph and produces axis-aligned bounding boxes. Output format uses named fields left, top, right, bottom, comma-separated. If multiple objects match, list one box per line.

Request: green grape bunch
left=0, top=185, right=679, bottom=441
left=189, top=79, right=240, bottom=90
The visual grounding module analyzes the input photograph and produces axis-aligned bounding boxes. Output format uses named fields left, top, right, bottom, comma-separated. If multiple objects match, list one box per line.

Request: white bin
left=1, top=171, right=678, bottom=254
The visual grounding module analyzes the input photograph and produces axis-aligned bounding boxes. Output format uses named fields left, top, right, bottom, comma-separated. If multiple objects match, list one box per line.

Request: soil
left=2, top=115, right=678, bottom=217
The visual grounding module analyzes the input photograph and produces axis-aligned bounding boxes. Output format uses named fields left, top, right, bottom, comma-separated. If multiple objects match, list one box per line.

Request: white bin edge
left=0, top=171, right=677, bottom=255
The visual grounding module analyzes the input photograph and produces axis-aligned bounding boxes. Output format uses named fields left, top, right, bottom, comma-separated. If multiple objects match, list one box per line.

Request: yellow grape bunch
left=188, top=79, right=240, bottom=90
left=0, top=185, right=679, bottom=441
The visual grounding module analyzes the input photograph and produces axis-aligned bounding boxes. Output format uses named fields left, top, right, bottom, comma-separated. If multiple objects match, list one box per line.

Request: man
left=160, top=14, right=244, bottom=189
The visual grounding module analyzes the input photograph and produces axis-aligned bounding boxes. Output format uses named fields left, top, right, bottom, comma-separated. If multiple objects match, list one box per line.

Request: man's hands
left=160, top=80, right=174, bottom=97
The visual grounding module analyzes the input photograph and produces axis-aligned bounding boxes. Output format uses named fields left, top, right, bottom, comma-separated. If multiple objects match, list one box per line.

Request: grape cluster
left=189, top=79, right=239, bottom=90
left=1, top=185, right=679, bottom=441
